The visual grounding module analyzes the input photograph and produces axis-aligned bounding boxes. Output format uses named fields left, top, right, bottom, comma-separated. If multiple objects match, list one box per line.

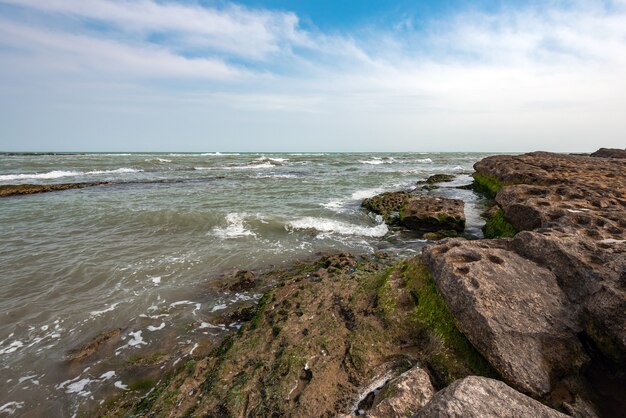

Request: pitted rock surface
left=473, top=151, right=626, bottom=366
left=400, top=197, right=465, bottom=233
left=422, top=238, right=586, bottom=398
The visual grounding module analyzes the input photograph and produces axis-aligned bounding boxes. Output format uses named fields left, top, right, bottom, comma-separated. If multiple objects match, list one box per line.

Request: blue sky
left=0, top=0, right=625, bottom=152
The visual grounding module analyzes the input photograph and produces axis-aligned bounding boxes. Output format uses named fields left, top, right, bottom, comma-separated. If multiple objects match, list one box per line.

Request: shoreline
left=98, top=149, right=625, bottom=417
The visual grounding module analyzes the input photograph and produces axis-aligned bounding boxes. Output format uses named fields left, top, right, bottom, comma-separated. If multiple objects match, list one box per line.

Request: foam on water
left=0, top=168, right=141, bottom=182
left=288, top=217, right=388, bottom=237
left=211, top=213, right=256, bottom=238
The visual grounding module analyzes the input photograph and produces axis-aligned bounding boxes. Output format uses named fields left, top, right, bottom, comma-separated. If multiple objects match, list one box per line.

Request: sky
left=0, top=0, right=625, bottom=152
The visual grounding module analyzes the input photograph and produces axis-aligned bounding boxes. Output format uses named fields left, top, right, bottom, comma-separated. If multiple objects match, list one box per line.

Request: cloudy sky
left=0, top=0, right=625, bottom=152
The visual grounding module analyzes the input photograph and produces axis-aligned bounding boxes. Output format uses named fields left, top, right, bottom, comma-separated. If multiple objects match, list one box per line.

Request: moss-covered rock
left=399, top=197, right=465, bottom=234
left=482, top=208, right=517, bottom=238
left=361, top=192, right=411, bottom=224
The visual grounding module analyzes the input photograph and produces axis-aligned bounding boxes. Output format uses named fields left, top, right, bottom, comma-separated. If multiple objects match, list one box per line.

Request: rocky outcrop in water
left=362, top=192, right=466, bottom=236
left=0, top=182, right=109, bottom=197
left=400, top=197, right=465, bottom=233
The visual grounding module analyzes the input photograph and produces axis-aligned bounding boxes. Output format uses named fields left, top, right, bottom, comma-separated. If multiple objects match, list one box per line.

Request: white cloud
left=0, top=0, right=625, bottom=151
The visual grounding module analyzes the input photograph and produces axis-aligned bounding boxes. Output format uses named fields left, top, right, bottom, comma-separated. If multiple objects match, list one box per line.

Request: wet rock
left=422, top=239, right=587, bottom=398
left=416, top=376, right=569, bottom=418
left=367, top=366, right=436, bottom=418
left=590, top=148, right=626, bottom=159
left=423, top=174, right=456, bottom=184
left=227, top=270, right=256, bottom=292
left=361, top=192, right=411, bottom=223
left=217, top=303, right=257, bottom=324
left=67, top=328, right=122, bottom=362
left=400, top=197, right=465, bottom=233
left=0, top=182, right=109, bottom=197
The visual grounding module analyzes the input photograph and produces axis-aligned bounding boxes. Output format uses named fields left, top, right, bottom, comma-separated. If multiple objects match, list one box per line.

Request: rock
left=217, top=303, right=257, bottom=324
left=361, top=192, right=411, bottom=223
left=0, top=182, right=109, bottom=197
left=422, top=239, right=587, bottom=398
left=67, top=328, right=122, bottom=362
left=422, top=230, right=460, bottom=241
left=590, top=148, right=626, bottom=159
left=473, top=151, right=626, bottom=365
left=419, top=174, right=456, bottom=184
left=400, top=197, right=465, bottom=233
left=227, top=270, right=256, bottom=292
left=583, top=283, right=626, bottom=365
left=416, top=376, right=569, bottom=418
left=367, top=366, right=436, bottom=418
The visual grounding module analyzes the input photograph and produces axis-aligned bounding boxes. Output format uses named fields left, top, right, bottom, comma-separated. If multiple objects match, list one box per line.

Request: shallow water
left=0, top=152, right=494, bottom=416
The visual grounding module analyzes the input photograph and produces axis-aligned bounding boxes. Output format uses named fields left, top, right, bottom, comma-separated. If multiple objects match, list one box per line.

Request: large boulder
left=366, top=366, right=436, bottom=418
left=422, top=239, right=587, bottom=398
left=400, top=197, right=465, bottom=233
left=416, top=376, right=569, bottom=418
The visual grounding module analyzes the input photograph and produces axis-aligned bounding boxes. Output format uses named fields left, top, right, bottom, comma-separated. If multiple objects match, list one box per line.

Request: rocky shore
left=99, top=150, right=625, bottom=417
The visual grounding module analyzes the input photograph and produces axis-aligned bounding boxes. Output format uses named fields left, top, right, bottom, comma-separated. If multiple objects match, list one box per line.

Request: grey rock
left=416, top=376, right=569, bottom=418
left=422, top=239, right=587, bottom=398
left=367, top=366, right=436, bottom=418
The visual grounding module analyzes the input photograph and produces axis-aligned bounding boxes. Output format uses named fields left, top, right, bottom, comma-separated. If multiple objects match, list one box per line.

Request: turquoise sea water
left=0, top=152, right=494, bottom=416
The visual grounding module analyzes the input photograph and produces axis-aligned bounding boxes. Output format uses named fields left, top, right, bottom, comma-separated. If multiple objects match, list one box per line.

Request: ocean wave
left=287, top=217, right=388, bottom=237
left=359, top=157, right=395, bottom=165
left=321, top=187, right=384, bottom=212
left=255, top=156, right=288, bottom=163
left=252, top=173, right=298, bottom=179
left=0, top=168, right=141, bottom=181
left=211, top=213, right=256, bottom=239
left=201, top=152, right=240, bottom=156
left=145, top=158, right=171, bottom=163
left=416, top=158, right=433, bottom=163
left=195, top=162, right=275, bottom=171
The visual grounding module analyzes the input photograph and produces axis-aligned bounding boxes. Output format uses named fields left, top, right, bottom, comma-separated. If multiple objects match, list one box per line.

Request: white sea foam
left=288, top=217, right=388, bottom=237
left=211, top=304, right=227, bottom=312
left=150, top=276, right=161, bottom=285
left=0, top=168, right=141, bottom=182
left=0, top=401, right=25, bottom=414
left=351, top=188, right=384, bottom=200
left=416, top=158, right=433, bottom=163
left=211, top=213, right=256, bottom=239
left=255, top=156, right=288, bottom=163
left=147, top=322, right=165, bottom=331
left=114, top=381, right=129, bottom=390
left=64, top=378, right=92, bottom=395
left=90, top=302, right=119, bottom=317
left=99, top=371, right=116, bottom=380
left=201, top=152, right=240, bottom=156
left=0, top=340, right=23, bottom=355
left=127, top=331, right=146, bottom=347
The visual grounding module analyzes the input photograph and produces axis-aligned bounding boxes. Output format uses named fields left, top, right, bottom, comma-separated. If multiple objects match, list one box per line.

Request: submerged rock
left=67, top=328, right=122, bottom=362
left=421, top=174, right=456, bottom=184
left=0, top=182, right=109, bottom=197
left=400, top=197, right=465, bottom=233
left=422, top=238, right=586, bottom=398
left=416, top=376, right=569, bottom=418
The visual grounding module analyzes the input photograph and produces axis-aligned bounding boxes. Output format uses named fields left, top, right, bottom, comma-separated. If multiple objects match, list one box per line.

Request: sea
left=0, top=152, right=495, bottom=416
